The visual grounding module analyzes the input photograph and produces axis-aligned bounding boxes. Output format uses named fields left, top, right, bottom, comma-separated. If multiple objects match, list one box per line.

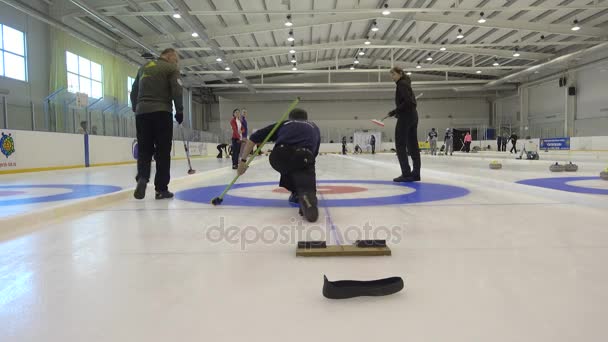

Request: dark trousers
left=510, top=141, right=517, bottom=153
left=395, top=116, right=421, bottom=176
left=231, top=138, right=241, bottom=167
left=269, top=145, right=316, bottom=195
left=342, top=143, right=346, bottom=155
left=217, top=144, right=228, bottom=158
left=371, top=143, right=375, bottom=154
left=501, top=143, right=507, bottom=152
left=464, top=141, right=471, bottom=152
left=135, top=112, right=173, bottom=192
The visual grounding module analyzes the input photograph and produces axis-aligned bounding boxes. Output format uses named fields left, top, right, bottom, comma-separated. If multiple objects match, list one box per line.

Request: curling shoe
left=155, top=190, right=174, bottom=200
left=299, top=193, right=319, bottom=223
left=134, top=178, right=147, bottom=200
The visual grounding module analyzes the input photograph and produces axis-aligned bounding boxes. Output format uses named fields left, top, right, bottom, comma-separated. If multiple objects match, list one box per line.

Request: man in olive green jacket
left=131, top=48, right=184, bottom=200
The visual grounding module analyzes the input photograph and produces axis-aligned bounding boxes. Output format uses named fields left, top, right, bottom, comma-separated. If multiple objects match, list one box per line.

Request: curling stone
left=550, top=162, right=566, bottom=172
left=600, top=168, right=608, bottom=181
left=489, top=160, right=502, bottom=170
left=565, top=162, right=578, bottom=172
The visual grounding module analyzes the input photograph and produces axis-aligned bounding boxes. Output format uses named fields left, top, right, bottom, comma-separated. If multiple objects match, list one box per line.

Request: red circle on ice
left=0, top=190, right=26, bottom=196
left=273, top=185, right=368, bottom=195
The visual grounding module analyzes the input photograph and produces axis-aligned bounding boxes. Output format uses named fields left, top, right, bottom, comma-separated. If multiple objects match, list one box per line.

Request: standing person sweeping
left=237, top=109, right=321, bottom=222
left=510, top=133, right=519, bottom=154
left=428, top=128, right=438, bottom=155
left=230, top=109, right=242, bottom=169
left=388, top=67, right=421, bottom=182
left=131, top=48, right=183, bottom=200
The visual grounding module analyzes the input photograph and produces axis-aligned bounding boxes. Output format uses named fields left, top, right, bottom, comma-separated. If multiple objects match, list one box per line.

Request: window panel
left=4, top=52, right=26, bottom=81
left=79, top=76, right=91, bottom=97
left=78, top=56, right=91, bottom=79
left=91, top=81, right=103, bottom=99
left=2, top=25, right=25, bottom=56
left=91, top=62, right=102, bottom=82
left=66, top=52, right=79, bottom=74
left=67, top=72, right=79, bottom=93
left=0, top=52, right=4, bottom=76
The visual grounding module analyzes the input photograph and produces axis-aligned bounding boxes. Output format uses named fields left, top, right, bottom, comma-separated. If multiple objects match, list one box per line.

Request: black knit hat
left=289, top=108, right=308, bottom=120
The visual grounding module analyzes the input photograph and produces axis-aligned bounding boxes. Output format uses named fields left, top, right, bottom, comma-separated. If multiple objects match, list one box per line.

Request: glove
left=175, top=112, right=184, bottom=124
left=237, top=159, right=248, bottom=176
left=388, top=110, right=397, bottom=118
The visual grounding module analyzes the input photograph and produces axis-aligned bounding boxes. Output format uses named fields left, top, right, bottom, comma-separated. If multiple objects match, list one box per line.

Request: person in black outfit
left=510, top=133, right=518, bottom=153
left=370, top=135, right=376, bottom=154
left=341, top=136, right=347, bottom=155
left=497, top=135, right=502, bottom=152
left=238, top=109, right=321, bottom=222
left=501, top=133, right=508, bottom=152
left=131, top=48, right=183, bottom=200
left=388, top=66, right=420, bottom=182
left=216, top=143, right=228, bottom=158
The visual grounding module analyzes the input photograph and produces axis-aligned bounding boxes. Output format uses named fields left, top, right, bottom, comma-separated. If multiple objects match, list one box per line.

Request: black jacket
left=389, top=77, right=417, bottom=119
left=250, top=120, right=321, bottom=156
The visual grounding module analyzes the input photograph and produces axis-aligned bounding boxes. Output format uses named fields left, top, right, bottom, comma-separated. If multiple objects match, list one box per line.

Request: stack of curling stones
left=565, top=162, right=578, bottom=172
left=489, top=160, right=502, bottom=169
left=601, top=168, right=608, bottom=181
left=549, top=162, right=566, bottom=172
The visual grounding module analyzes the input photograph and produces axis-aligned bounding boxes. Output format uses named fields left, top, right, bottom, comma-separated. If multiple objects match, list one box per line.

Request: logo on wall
left=0, top=132, right=15, bottom=158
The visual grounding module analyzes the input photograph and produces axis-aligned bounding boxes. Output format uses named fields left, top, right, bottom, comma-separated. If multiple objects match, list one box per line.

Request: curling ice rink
left=1, top=152, right=608, bottom=342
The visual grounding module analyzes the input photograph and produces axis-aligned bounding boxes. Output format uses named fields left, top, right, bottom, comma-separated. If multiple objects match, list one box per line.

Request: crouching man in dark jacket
left=237, top=108, right=321, bottom=222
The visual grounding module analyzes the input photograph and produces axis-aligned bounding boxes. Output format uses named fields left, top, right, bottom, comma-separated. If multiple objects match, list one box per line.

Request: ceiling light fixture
left=216, top=57, right=222, bottom=62
left=493, top=58, right=499, bottom=66
left=172, top=13, right=181, bottom=19
left=287, top=30, right=295, bottom=42
left=513, top=48, right=520, bottom=57
left=292, top=63, right=298, bottom=71
left=364, top=37, right=371, bottom=45
left=291, top=55, right=297, bottom=63
left=225, top=66, right=230, bottom=71
left=285, top=14, right=293, bottom=27
left=478, top=12, right=486, bottom=24
left=354, top=57, right=360, bottom=64
left=440, top=45, right=446, bottom=51
left=359, top=50, right=365, bottom=56
left=382, top=4, right=391, bottom=16
left=416, top=62, right=421, bottom=69
left=426, top=53, right=433, bottom=61
left=571, top=19, right=581, bottom=31
left=191, top=32, right=199, bottom=37
left=456, top=28, right=464, bottom=39
left=371, top=21, right=379, bottom=32
left=289, top=44, right=296, bottom=54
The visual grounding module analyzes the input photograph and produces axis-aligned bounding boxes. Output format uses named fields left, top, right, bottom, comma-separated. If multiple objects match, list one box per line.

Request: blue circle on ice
left=0, top=184, right=123, bottom=205
left=517, top=176, right=608, bottom=195
left=176, top=180, right=469, bottom=207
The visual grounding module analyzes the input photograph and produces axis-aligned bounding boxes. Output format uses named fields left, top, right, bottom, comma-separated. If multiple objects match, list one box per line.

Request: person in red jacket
left=230, top=108, right=242, bottom=169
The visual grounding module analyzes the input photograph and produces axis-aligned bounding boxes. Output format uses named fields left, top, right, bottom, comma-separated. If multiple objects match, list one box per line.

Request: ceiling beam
left=413, top=13, right=606, bottom=38
left=177, top=39, right=552, bottom=68
left=98, top=5, right=608, bottom=17
left=118, top=13, right=401, bottom=47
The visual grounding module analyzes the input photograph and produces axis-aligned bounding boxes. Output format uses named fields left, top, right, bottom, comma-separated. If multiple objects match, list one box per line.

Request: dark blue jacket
left=250, top=120, right=321, bottom=156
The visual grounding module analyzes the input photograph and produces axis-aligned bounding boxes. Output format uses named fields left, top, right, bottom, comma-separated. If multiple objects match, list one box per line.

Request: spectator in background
left=370, top=134, right=376, bottom=154
left=502, top=133, right=508, bottom=152
left=444, top=128, right=454, bottom=156
left=428, top=128, right=438, bottom=155
left=497, top=135, right=502, bottom=152
left=230, top=108, right=242, bottom=169
left=464, top=132, right=472, bottom=153
left=217, top=143, right=229, bottom=159
left=510, top=133, right=518, bottom=154
left=240, top=108, right=249, bottom=159
left=341, top=136, right=347, bottom=155
left=77, top=121, right=88, bottom=134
